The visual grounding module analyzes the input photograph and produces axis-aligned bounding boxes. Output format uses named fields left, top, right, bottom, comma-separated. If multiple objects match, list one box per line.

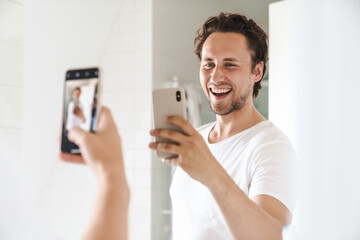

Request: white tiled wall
left=100, top=0, right=153, bottom=239
left=0, top=0, right=25, bottom=238
left=0, top=0, right=24, bottom=183
left=19, top=0, right=151, bottom=239
left=0, top=0, right=24, bottom=128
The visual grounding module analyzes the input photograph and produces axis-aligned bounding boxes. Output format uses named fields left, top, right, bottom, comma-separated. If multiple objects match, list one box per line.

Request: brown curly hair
left=194, top=13, right=268, bottom=98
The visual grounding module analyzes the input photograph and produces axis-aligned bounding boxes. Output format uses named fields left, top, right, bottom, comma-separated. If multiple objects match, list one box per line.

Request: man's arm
left=206, top=168, right=290, bottom=239
left=149, top=116, right=290, bottom=240
left=60, top=107, right=129, bottom=240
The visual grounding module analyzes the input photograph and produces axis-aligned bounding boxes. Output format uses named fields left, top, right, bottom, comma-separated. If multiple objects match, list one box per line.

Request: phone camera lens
left=176, top=91, right=181, bottom=102
left=75, top=72, right=80, bottom=78
left=66, top=73, right=70, bottom=78
left=85, top=71, right=90, bottom=77
left=95, top=70, right=98, bottom=76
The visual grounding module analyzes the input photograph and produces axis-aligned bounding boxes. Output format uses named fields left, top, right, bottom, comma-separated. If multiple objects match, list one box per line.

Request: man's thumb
left=68, top=127, right=88, bottom=145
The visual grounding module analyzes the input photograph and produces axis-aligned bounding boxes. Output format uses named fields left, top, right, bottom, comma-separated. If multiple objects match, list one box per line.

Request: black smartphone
left=61, top=67, right=101, bottom=154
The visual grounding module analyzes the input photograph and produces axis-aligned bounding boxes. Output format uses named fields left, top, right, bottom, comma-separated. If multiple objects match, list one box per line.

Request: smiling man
left=149, top=13, right=297, bottom=240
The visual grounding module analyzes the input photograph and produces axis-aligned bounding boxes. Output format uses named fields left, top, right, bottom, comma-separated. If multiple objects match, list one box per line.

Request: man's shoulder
left=254, top=121, right=290, bottom=143
left=67, top=101, right=74, bottom=110
left=247, top=121, right=294, bottom=152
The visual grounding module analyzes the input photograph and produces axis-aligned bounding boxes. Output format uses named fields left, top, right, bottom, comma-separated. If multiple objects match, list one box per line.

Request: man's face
left=200, top=32, right=256, bottom=116
left=73, top=89, right=81, bottom=99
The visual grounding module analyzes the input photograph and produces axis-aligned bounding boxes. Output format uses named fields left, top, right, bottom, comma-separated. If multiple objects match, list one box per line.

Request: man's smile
left=210, top=87, right=232, bottom=98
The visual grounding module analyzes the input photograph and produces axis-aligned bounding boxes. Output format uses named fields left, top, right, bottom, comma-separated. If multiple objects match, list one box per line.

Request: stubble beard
left=209, top=84, right=252, bottom=116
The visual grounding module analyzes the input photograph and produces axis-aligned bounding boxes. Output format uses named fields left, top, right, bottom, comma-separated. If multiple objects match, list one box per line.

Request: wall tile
left=118, top=32, right=136, bottom=53
left=135, top=30, right=152, bottom=51
left=0, top=128, right=22, bottom=182
left=135, top=71, right=152, bottom=90
left=0, top=42, right=23, bottom=86
left=0, top=85, right=23, bottom=128
left=133, top=109, right=151, bottom=130
left=0, top=0, right=23, bottom=45
left=134, top=129, right=150, bottom=149
left=134, top=89, right=151, bottom=110
left=130, top=189, right=151, bottom=208
left=118, top=129, right=135, bottom=149
left=133, top=169, right=151, bottom=188
left=123, top=148, right=134, bottom=168
left=135, top=51, right=152, bottom=72
left=134, top=149, right=151, bottom=169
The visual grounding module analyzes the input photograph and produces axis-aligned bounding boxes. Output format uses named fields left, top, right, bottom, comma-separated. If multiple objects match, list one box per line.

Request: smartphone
left=152, top=87, right=187, bottom=158
left=61, top=67, right=101, bottom=154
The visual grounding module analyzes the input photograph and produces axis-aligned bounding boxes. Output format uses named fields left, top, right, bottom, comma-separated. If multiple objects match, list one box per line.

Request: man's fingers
left=97, top=106, right=117, bottom=132
left=68, top=127, right=88, bottom=145
left=164, top=116, right=195, bottom=136
left=162, top=157, right=180, bottom=166
left=59, top=153, right=86, bottom=164
left=149, top=129, right=186, bottom=144
left=148, top=142, right=180, bottom=155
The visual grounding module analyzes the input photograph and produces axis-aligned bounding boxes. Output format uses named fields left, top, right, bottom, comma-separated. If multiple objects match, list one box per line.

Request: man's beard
left=209, top=85, right=251, bottom=116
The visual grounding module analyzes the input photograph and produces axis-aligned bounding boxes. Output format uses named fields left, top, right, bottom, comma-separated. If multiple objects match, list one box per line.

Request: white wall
left=100, top=0, right=153, bottom=239
left=23, top=0, right=153, bottom=239
left=268, top=1, right=297, bottom=148
left=270, top=0, right=360, bottom=239
left=0, top=0, right=25, bottom=239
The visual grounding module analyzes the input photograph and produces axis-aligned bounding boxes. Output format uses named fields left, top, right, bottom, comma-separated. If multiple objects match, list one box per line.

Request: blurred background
left=0, top=0, right=359, bottom=239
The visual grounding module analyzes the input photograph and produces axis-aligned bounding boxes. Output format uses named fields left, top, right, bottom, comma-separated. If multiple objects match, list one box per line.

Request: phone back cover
left=152, top=87, right=187, bottom=158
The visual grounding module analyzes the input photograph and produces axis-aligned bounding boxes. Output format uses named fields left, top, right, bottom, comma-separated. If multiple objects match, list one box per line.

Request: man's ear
left=253, top=61, right=264, bottom=83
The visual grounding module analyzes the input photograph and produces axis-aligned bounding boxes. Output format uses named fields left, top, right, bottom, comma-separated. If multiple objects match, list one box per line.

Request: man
left=66, top=87, right=86, bottom=131
left=149, top=13, right=297, bottom=239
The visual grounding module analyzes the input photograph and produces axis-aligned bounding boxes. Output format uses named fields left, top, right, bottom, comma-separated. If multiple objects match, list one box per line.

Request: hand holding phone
left=61, top=67, right=101, bottom=154
left=152, top=87, right=187, bottom=158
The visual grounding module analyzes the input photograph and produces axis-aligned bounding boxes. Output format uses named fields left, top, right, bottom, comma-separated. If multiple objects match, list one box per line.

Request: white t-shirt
left=66, top=101, right=84, bottom=131
left=170, top=120, right=297, bottom=240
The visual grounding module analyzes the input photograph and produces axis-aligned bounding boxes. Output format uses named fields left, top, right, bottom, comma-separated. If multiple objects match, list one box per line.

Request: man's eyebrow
left=224, top=58, right=239, bottom=62
left=202, top=57, right=239, bottom=62
left=203, top=57, right=213, bottom=61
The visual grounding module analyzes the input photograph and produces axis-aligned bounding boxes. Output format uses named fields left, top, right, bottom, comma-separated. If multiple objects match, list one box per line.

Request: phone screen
left=61, top=68, right=100, bottom=154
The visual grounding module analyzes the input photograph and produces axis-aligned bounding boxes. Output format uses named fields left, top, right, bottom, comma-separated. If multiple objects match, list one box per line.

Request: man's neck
left=208, top=102, right=266, bottom=143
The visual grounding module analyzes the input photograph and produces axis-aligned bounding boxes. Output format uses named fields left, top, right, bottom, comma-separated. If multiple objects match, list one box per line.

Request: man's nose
left=210, top=66, right=225, bottom=83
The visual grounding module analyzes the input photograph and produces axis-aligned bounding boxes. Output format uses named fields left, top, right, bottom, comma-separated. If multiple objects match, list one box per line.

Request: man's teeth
left=211, top=88, right=231, bottom=94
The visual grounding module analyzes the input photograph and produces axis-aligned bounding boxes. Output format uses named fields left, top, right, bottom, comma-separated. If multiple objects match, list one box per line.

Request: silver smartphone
left=152, top=87, right=187, bottom=158
left=60, top=67, right=102, bottom=154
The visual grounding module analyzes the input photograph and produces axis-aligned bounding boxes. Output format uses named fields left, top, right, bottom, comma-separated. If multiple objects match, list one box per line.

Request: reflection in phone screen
left=61, top=76, right=99, bottom=154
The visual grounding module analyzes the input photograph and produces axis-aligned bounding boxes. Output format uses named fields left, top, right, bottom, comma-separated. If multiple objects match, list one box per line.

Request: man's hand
left=73, top=106, right=86, bottom=123
left=59, top=107, right=129, bottom=240
left=59, top=107, right=125, bottom=183
left=148, top=116, right=224, bottom=186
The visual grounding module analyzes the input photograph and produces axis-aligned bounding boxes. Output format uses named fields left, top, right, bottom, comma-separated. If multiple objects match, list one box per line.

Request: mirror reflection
left=2, top=0, right=359, bottom=239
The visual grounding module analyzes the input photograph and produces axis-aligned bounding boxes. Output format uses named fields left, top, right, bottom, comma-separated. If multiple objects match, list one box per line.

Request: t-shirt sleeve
left=67, top=101, right=74, bottom=115
left=248, top=142, right=298, bottom=214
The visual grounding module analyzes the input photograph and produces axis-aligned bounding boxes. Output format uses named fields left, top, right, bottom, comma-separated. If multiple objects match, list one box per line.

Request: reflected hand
left=73, top=106, right=82, bottom=115
left=148, top=116, right=223, bottom=186
left=73, top=106, right=86, bottom=122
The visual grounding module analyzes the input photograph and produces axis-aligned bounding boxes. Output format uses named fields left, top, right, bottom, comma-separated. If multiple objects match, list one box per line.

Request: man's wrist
left=99, top=172, right=130, bottom=202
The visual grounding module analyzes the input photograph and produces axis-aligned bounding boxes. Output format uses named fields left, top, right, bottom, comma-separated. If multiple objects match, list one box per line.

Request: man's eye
left=225, top=63, right=236, bottom=67
left=204, top=63, right=214, bottom=68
